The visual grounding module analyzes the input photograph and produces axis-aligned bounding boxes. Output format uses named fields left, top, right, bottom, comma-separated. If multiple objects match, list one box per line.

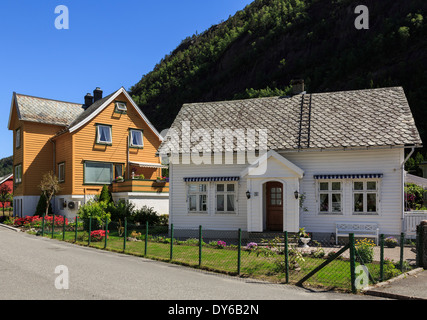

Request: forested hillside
left=130, top=0, right=427, bottom=155
left=0, top=156, right=13, bottom=177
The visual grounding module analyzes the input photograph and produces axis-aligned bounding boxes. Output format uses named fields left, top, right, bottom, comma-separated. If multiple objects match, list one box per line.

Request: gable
left=68, top=87, right=162, bottom=141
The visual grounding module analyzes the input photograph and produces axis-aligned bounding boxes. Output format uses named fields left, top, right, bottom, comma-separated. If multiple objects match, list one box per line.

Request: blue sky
left=0, top=0, right=253, bottom=159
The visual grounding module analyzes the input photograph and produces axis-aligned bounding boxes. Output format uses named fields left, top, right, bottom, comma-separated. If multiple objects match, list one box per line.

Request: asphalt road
left=0, top=226, right=383, bottom=301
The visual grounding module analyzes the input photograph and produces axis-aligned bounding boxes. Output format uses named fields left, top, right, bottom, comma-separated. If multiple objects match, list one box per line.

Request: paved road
left=0, top=227, right=383, bottom=301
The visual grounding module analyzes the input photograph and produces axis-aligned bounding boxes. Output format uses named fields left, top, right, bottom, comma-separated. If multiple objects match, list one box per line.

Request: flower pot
left=300, top=237, right=311, bottom=248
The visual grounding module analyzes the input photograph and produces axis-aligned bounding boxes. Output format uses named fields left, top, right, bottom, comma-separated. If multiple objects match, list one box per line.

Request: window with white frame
left=353, top=180, right=379, bottom=215
left=318, top=181, right=342, bottom=214
left=58, top=162, right=65, bottom=182
left=96, top=124, right=112, bottom=144
left=15, top=164, right=22, bottom=184
left=187, top=183, right=208, bottom=213
left=129, top=129, right=143, bottom=148
left=215, top=182, right=236, bottom=214
left=15, top=128, right=21, bottom=149
left=115, top=101, right=127, bottom=113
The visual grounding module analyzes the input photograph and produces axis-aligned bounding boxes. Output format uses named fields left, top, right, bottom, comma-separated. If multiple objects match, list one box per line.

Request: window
left=58, top=198, right=65, bottom=211
left=188, top=183, right=208, bottom=213
left=269, top=187, right=282, bottom=206
left=115, top=102, right=127, bottom=113
left=318, top=181, right=342, bottom=214
left=15, top=164, right=22, bottom=184
left=84, top=161, right=113, bottom=184
left=353, top=180, right=378, bottom=215
left=114, top=164, right=123, bottom=179
left=96, top=124, right=112, bottom=144
left=15, top=128, right=21, bottom=149
left=216, top=183, right=236, bottom=213
left=129, top=129, right=143, bottom=148
left=58, top=163, right=65, bottom=182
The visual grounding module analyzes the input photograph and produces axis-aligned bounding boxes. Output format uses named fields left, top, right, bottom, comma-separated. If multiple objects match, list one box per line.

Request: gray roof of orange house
left=158, top=86, right=423, bottom=154
left=14, top=93, right=84, bottom=126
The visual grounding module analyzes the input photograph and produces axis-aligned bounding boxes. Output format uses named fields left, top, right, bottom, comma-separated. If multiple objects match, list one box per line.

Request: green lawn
left=40, top=228, right=357, bottom=291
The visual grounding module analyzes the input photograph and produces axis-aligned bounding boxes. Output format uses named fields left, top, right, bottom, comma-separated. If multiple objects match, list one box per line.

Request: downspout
left=401, top=146, right=415, bottom=232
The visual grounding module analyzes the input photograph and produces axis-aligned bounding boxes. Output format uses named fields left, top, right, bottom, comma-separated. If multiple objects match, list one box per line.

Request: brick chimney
left=291, top=79, right=305, bottom=95
left=93, top=87, right=103, bottom=102
left=83, top=93, right=93, bottom=110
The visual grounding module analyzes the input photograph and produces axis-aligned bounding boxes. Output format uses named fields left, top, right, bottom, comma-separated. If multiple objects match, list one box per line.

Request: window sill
left=318, top=212, right=343, bottom=215
left=353, top=212, right=379, bottom=215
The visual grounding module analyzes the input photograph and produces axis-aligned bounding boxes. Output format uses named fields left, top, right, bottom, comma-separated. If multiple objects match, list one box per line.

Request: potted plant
left=115, top=176, right=124, bottom=182
left=298, top=227, right=311, bottom=248
left=384, top=236, right=398, bottom=248
left=156, top=176, right=167, bottom=183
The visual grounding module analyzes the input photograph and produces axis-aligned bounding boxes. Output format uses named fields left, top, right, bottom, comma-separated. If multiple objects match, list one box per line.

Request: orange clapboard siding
left=10, top=102, right=24, bottom=196
left=55, top=132, right=73, bottom=195
left=72, top=92, right=162, bottom=195
left=22, top=122, right=63, bottom=196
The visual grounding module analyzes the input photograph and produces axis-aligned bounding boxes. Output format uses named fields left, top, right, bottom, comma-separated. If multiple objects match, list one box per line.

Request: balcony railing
left=111, top=179, right=169, bottom=194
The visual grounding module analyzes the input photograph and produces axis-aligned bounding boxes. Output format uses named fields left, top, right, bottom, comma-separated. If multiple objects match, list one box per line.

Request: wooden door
left=266, top=182, right=284, bottom=231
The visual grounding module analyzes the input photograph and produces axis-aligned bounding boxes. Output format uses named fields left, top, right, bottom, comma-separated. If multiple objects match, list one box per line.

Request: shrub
left=35, top=193, right=52, bottom=216
left=132, top=206, right=160, bottom=225
left=355, top=238, right=375, bottom=263
left=77, top=200, right=110, bottom=231
left=90, top=230, right=109, bottom=242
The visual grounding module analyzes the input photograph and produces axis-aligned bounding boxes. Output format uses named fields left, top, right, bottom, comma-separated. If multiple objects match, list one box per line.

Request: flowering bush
left=90, top=230, right=109, bottom=242
left=245, top=242, right=258, bottom=251
left=355, top=238, right=375, bottom=263
left=213, top=240, right=226, bottom=249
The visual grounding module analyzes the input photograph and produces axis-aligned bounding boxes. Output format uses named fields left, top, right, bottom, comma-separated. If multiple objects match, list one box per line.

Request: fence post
left=199, top=225, right=202, bottom=267
left=74, top=216, right=78, bottom=242
left=144, top=221, right=148, bottom=256
left=104, top=218, right=108, bottom=249
left=170, top=223, right=174, bottom=261
left=284, top=231, right=289, bottom=284
left=400, top=232, right=405, bottom=271
left=51, top=213, right=55, bottom=239
left=349, top=233, right=357, bottom=294
left=88, top=217, right=92, bottom=246
left=237, top=228, right=242, bottom=275
left=42, top=215, right=45, bottom=236
left=62, top=215, right=66, bottom=241
left=380, top=234, right=384, bottom=282
left=123, top=217, right=127, bottom=252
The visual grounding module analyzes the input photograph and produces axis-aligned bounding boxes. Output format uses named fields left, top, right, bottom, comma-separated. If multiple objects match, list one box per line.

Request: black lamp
left=294, top=191, right=299, bottom=199
left=246, top=190, right=251, bottom=199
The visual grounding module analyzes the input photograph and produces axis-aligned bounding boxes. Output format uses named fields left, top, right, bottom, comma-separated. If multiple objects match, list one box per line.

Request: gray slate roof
left=15, top=94, right=84, bottom=126
left=158, top=86, right=422, bottom=154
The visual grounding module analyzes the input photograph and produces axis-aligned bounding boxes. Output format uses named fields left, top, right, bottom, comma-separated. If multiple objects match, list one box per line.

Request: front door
left=266, top=182, right=283, bottom=231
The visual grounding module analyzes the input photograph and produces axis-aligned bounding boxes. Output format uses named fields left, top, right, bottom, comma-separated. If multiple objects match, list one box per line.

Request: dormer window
left=115, top=101, right=127, bottom=113
left=96, top=124, right=112, bottom=145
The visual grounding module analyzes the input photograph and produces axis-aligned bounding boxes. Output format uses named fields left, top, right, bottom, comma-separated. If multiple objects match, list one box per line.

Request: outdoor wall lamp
left=246, top=190, right=251, bottom=199
left=294, top=191, right=299, bottom=199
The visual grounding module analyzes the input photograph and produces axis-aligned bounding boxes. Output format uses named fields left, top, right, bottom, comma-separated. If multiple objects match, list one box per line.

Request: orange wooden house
left=8, top=87, right=168, bottom=218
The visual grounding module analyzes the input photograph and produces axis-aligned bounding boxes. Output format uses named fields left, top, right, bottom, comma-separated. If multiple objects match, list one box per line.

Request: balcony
left=111, top=179, right=169, bottom=194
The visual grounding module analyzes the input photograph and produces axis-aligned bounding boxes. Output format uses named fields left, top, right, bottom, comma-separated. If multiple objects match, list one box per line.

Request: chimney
left=291, top=79, right=305, bottom=95
left=93, top=87, right=103, bottom=102
left=83, top=93, right=93, bottom=110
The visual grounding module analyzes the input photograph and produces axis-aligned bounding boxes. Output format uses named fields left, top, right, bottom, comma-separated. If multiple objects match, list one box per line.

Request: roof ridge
left=15, top=92, right=83, bottom=106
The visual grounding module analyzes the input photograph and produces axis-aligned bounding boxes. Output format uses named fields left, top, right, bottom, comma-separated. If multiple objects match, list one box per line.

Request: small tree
left=39, top=171, right=61, bottom=217
left=99, top=185, right=111, bottom=203
left=0, top=184, right=12, bottom=217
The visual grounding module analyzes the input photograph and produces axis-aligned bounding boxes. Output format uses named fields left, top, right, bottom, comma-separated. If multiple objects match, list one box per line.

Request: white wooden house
left=158, top=86, right=422, bottom=240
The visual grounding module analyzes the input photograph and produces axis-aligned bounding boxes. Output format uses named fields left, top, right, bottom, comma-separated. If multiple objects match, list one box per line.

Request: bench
left=335, top=222, right=379, bottom=245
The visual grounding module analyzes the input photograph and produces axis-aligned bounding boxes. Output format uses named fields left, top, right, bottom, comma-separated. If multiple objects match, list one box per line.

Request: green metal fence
left=34, top=216, right=417, bottom=293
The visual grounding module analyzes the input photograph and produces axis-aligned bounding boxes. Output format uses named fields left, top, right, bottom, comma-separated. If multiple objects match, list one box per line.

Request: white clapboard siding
left=283, top=148, right=404, bottom=236
left=169, top=161, right=248, bottom=231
